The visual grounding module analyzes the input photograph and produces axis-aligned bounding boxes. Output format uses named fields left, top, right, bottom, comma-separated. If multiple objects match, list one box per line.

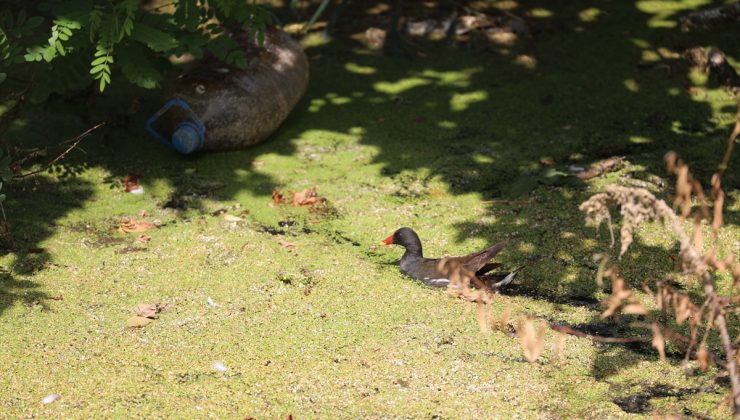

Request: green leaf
left=118, top=41, right=162, bottom=89
left=24, top=45, right=46, bottom=61
left=17, top=9, right=26, bottom=26
left=26, top=16, right=43, bottom=30
left=131, top=22, right=178, bottom=52
left=54, top=40, right=65, bottom=56
left=90, top=63, right=107, bottom=74
left=509, top=175, right=540, bottom=197
left=42, top=46, right=56, bottom=62
left=90, top=55, right=107, bottom=66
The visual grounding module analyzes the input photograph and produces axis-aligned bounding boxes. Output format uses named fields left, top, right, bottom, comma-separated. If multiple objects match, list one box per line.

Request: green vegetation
left=0, top=0, right=274, bottom=101
left=0, top=0, right=738, bottom=417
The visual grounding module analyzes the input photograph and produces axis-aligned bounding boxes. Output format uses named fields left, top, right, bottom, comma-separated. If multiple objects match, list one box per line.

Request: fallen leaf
left=50, top=293, right=64, bottom=301
left=251, top=160, right=265, bottom=169
left=136, top=234, right=151, bottom=243
left=279, top=239, right=296, bottom=250
left=134, top=302, right=169, bottom=319
left=138, top=210, right=149, bottom=218
left=291, top=186, right=326, bottom=206
left=687, top=86, right=703, bottom=96
left=118, top=219, right=155, bottom=233
left=271, top=189, right=286, bottom=205
left=135, top=304, right=159, bottom=318
left=539, top=157, right=555, bottom=166
left=207, top=297, right=219, bottom=308
left=122, top=174, right=144, bottom=194
left=126, top=316, right=153, bottom=328
left=576, top=157, right=624, bottom=180
left=224, top=214, right=243, bottom=222
left=211, top=208, right=227, bottom=216
left=365, top=27, right=386, bottom=49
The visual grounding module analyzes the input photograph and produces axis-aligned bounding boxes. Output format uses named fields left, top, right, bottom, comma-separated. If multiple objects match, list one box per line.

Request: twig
left=14, top=123, right=105, bottom=179
left=719, top=102, right=739, bottom=177
left=548, top=324, right=647, bottom=344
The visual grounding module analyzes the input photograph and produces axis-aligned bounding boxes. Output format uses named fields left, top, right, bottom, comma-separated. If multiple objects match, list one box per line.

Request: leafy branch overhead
left=0, top=0, right=276, bottom=101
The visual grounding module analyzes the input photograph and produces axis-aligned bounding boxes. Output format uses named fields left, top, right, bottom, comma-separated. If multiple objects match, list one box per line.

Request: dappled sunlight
left=636, top=0, right=711, bottom=28
left=529, top=7, right=554, bottom=18
left=629, top=135, right=652, bottom=144
left=373, top=77, right=431, bottom=95
left=344, top=62, right=377, bottom=75
left=1, top=1, right=738, bottom=415
left=420, top=68, right=483, bottom=88
left=450, top=90, right=488, bottom=112
left=623, top=78, right=640, bottom=92
left=578, top=8, right=603, bottom=22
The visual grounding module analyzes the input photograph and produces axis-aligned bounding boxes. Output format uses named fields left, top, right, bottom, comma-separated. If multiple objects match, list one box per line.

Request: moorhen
left=383, top=227, right=518, bottom=289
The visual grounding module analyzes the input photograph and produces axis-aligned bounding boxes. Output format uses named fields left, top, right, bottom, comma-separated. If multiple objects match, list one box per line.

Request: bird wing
left=458, top=240, right=509, bottom=273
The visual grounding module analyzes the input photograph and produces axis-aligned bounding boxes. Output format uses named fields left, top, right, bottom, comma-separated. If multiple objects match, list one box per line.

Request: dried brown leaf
left=712, top=187, right=724, bottom=231
left=118, top=219, right=155, bottom=233
left=622, top=303, right=649, bottom=315
left=291, top=186, right=326, bottom=207
left=271, top=189, right=286, bottom=205
left=697, top=345, right=710, bottom=372
left=476, top=300, right=490, bottom=334
left=576, top=157, right=624, bottom=180
left=555, top=332, right=567, bottom=364
left=498, top=306, right=512, bottom=332
left=691, top=213, right=703, bottom=251
left=279, top=239, right=296, bottom=250
left=517, top=319, right=545, bottom=363
left=651, top=322, right=666, bottom=361
left=134, top=302, right=169, bottom=319
left=674, top=294, right=693, bottom=325
left=122, top=174, right=141, bottom=193
left=126, top=316, right=153, bottom=328
left=136, top=234, right=151, bottom=243
left=224, top=214, right=243, bottom=222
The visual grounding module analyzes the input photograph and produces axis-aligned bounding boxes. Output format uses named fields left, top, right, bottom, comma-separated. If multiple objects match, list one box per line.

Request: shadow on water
left=0, top=1, right=738, bottom=391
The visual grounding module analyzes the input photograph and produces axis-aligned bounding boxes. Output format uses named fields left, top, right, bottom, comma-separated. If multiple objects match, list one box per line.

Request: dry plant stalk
left=517, top=318, right=546, bottom=363
left=580, top=151, right=740, bottom=417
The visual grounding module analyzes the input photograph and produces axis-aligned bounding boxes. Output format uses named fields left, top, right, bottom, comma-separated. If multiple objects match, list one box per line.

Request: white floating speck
left=207, top=297, right=219, bottom=308
left=568, top=165, right=585, bottom=173
left=213, top=361, right=228, bottom=372
left=42, top=394, right=60, bottom=405
left=195, top=405, right=203, bottom=411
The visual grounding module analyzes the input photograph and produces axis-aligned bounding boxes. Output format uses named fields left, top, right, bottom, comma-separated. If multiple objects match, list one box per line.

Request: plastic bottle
left=146, top=28, right=309, bottom=154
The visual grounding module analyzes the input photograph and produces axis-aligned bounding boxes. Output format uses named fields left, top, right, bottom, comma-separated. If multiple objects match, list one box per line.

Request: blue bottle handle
left=145, top=98, right=206, bottom=152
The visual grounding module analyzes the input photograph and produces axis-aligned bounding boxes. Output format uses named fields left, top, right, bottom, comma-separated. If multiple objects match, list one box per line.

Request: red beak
left=383, top=235, right=394, bottom=245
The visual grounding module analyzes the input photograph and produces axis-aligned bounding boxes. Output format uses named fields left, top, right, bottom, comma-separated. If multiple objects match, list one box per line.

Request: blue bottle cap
left=172, top=121, right=205, bottom=154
